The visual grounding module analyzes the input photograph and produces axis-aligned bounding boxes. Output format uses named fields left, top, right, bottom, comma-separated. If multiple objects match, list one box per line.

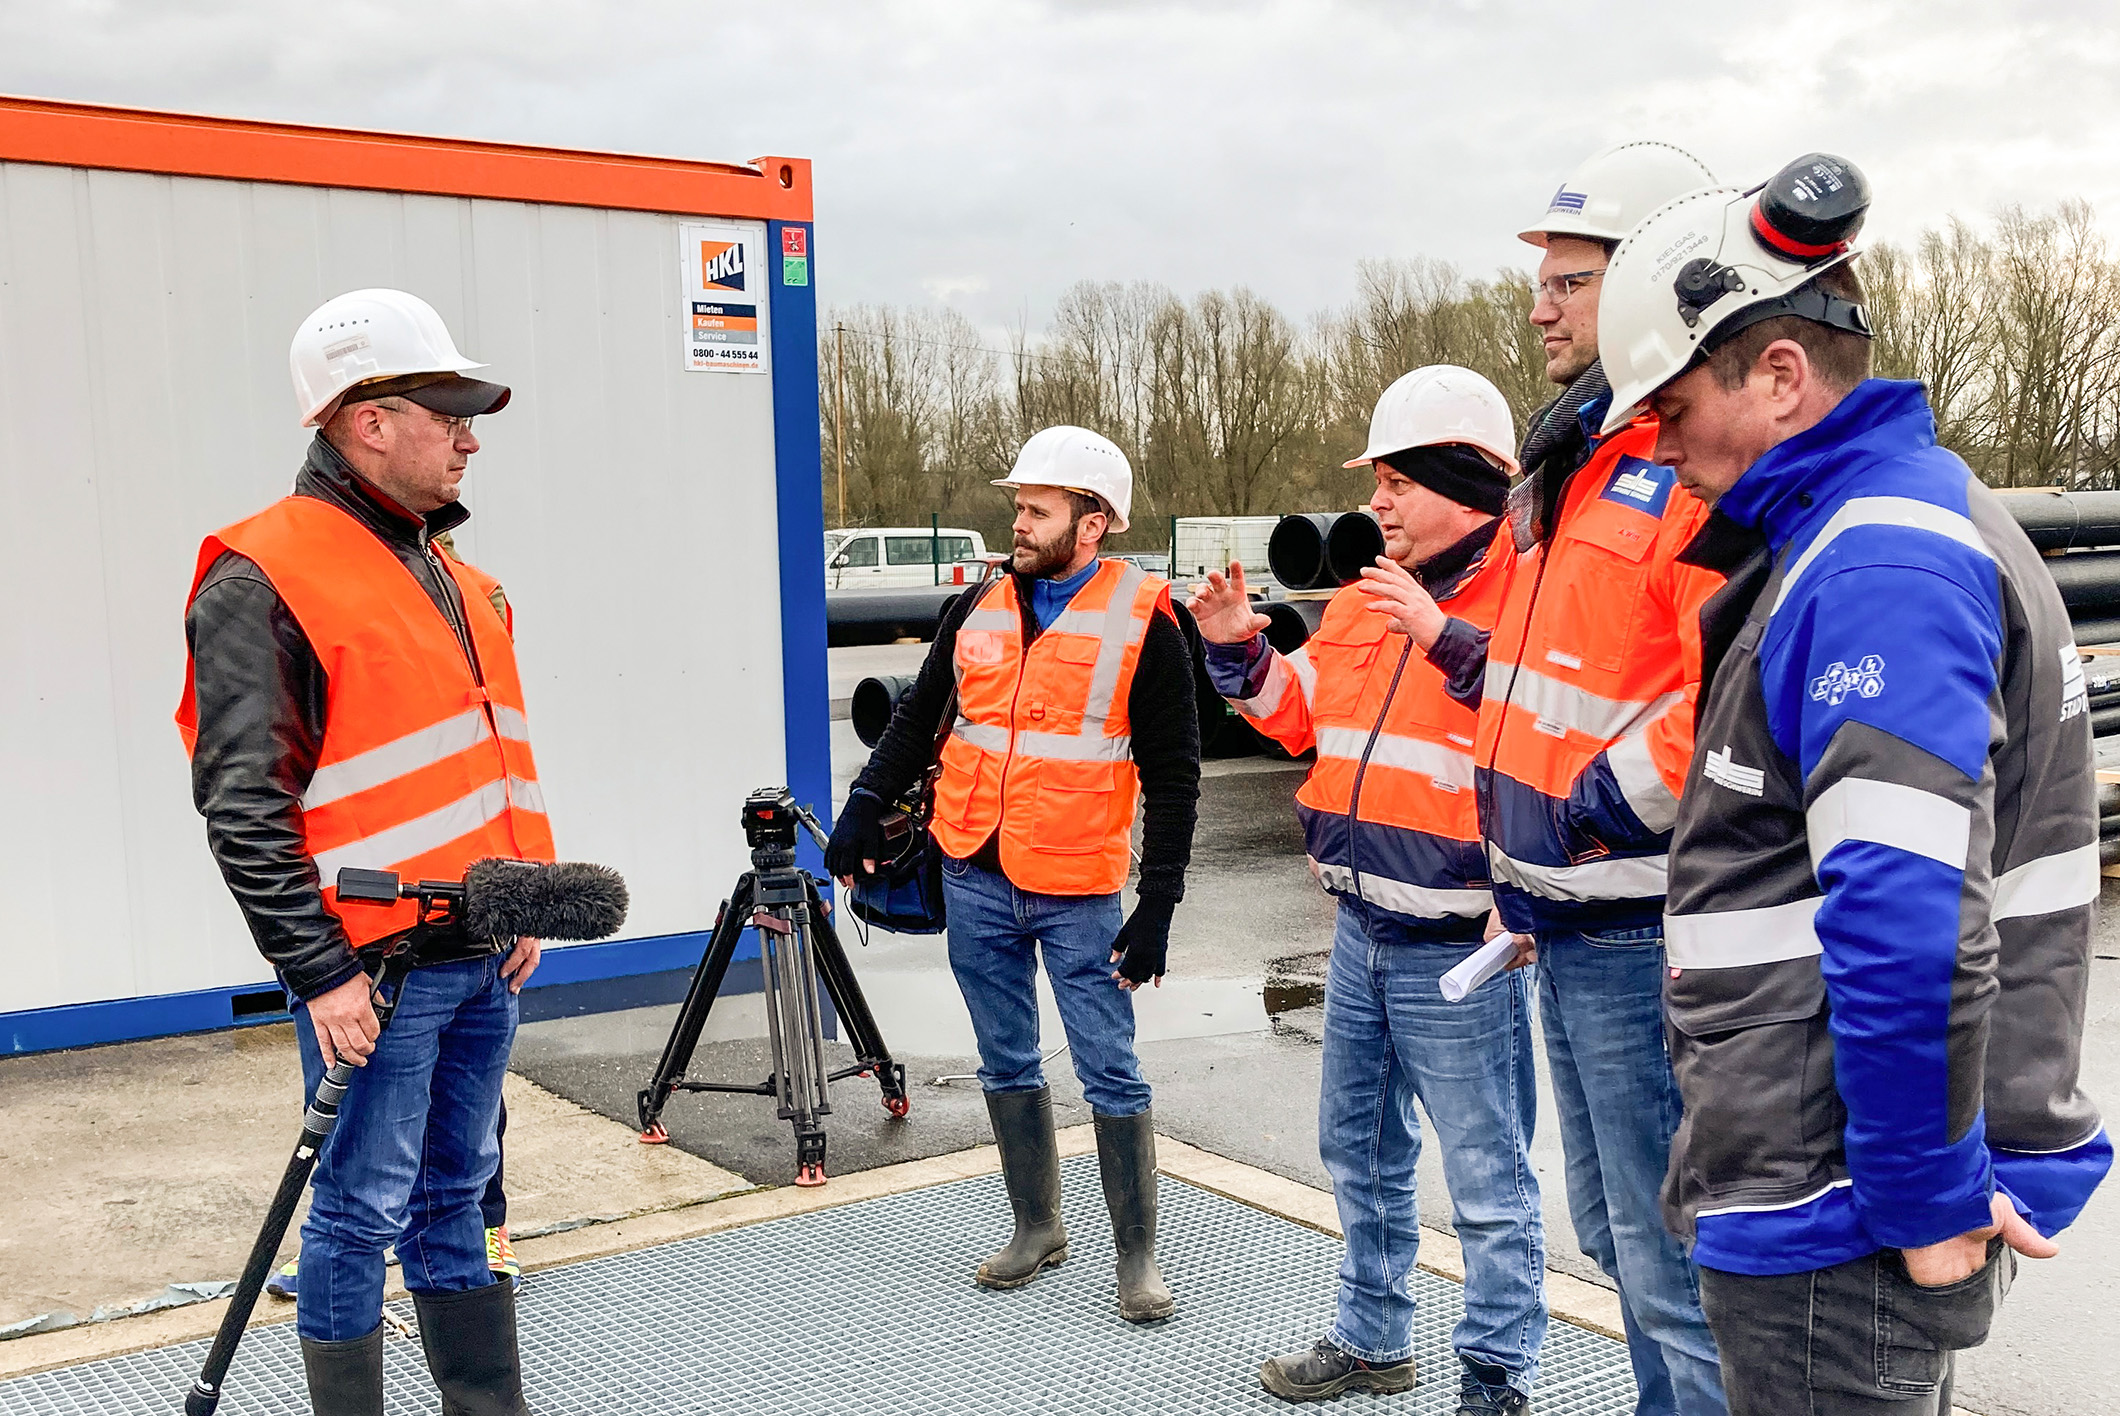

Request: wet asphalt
left=510, top=644, right=2120, bottom=1416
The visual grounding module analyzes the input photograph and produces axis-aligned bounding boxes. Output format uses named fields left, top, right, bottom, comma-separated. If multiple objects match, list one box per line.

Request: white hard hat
left=289, top=288, right=503, bottom=427
left=1344, top=365, right=1520, bottom=476
left=992, top=425, right=1135, bottom=533
left=1598, top=153, right=1873, bottom=436
left=1519, top=141, right=1717, bottom=248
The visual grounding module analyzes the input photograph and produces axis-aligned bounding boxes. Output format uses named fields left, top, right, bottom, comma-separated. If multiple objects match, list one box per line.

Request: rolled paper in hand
left=1439, top=935, right=1520, bottom=1002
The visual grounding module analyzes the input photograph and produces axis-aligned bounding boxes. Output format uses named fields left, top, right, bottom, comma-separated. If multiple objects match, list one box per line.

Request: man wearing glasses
left=1430, top=144, right=1733, bottom=1414
left=181, top=289, right=542, bottom=1414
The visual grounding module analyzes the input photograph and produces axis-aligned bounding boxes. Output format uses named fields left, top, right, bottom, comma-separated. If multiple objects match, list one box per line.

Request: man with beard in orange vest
left=181, top=289, right=546, bottom=1416
left=828, top=426, right=1200, bottom=1325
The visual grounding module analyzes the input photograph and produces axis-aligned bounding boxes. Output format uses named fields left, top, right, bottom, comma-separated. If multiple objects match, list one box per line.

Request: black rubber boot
left=413, top=1279, right=530, bottom=1415
left=299, top=1324, right=385, bottom=1416
left=1094, top=1108, right=1175, bottom=1323
left=976, top=1087, right=1070, bottom=1289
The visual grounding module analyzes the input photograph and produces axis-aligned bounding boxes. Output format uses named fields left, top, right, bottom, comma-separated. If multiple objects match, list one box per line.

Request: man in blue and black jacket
left=1596, top=157, right=2109, bottom=1415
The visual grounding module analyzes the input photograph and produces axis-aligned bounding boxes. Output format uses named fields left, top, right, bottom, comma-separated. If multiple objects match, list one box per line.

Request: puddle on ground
left=523, top=954, right=1339, bottom=1062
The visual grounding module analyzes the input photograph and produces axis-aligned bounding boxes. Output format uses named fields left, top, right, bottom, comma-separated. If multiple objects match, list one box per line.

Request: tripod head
left=741, top=787, right=829, bottom=873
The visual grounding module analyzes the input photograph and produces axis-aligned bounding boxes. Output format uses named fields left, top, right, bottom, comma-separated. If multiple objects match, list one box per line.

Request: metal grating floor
left=0, top=1156, right=1636, bottom=1414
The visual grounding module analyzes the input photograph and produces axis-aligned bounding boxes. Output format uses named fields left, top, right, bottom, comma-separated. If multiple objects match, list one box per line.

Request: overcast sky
left=5, top=0, right=2115, bottom=338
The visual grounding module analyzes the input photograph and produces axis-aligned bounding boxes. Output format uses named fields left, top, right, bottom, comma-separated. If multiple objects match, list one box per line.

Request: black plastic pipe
left=2045, top=551, right=2120, bottom=611
left=1325, top=512, right=1387, bottom=585
left=1268, top=514, right=1334, bottom=590
left=2006, top=491, right=2120, bottom=551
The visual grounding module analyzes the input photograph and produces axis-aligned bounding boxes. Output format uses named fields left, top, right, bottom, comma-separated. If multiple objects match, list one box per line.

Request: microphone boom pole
left=184, top=859, right=627, bottom=1415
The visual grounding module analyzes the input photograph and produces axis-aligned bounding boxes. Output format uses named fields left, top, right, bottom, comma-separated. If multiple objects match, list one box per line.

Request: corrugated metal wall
left=0, top=161, right=786, bottom=1013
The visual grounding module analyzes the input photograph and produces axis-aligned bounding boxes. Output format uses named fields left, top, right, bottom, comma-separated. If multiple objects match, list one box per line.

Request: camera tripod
left=637, top=788, right=909, bottom=1185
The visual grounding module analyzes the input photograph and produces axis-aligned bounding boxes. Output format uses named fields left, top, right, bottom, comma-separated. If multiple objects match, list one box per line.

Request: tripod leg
left=808, top=876, right=910, bottom=1117
left=637, top=876, right=755, bottom=1141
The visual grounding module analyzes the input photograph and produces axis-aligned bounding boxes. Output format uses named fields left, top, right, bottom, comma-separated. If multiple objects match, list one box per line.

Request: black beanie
left=1376, top=443, right=1511, bottom=516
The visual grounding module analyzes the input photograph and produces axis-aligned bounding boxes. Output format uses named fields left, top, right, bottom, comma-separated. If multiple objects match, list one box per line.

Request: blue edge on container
left=1, top=216, right=834, bottom=1058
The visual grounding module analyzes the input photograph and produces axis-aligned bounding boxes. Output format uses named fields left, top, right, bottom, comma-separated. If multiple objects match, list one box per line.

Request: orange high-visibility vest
left=1233, top=525, right=1508, bottom=923
left=1475, top=415, right=1721, bottom=905
left=177, top=497, right=555, bottom=946
left=930, top=559, right=1172, bottom=896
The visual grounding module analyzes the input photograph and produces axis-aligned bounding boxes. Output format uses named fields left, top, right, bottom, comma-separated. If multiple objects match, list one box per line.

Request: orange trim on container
left=0, top=94, right=811, bottom=222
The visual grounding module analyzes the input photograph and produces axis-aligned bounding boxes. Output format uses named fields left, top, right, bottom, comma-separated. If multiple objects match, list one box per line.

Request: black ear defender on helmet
left=1678, top=152, right=1875, bottom=351
left=1751, top=153, right=1870, bottom=260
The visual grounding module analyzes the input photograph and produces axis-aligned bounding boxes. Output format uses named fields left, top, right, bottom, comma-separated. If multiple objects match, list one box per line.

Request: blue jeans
left=941, top=857, right=1149, bottom=1116
left=1320, top=900, right=1546, bottom=1386
left=1537, top=926, right=1727, bottom=1416
left=292, top=955, right=516, bottom=1341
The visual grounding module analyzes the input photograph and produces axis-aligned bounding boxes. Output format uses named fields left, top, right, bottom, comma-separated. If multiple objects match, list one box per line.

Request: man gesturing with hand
left=1202, top=367, right=1546, bottom=1415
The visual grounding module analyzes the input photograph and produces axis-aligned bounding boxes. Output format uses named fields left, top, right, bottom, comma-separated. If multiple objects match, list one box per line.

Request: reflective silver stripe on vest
left=1081, top=562, right=1151, bottom=731
left=952, top=719, right=1011, bottom=753
left=507, top=775, right=548, bottom=814
left=1486, top=842, right=1669, bottom=901
left=1806, top=778, right=1970, bottom=872
left=1487, top=661, right=1682, bottom=743
left=1664, top=896, right=1824, bottom=969
left=313, top=777, right=511, bottom=883
left=953, top=563, right=1154, bottom=762
left=1314, top=726, right=1475, bottom=790
left=1604, top=729, right=1679, bottom=834
left=959, top=579, right=1018, bottom=635
left=1992, top=842, right=2100, bottom=920
left=301, top=708, right=492, bottom=812
left=492, top=705, right=531, bottom=741
left=1314, top=861, right=1492, bottom=919
left=1772, top=497, right=1993, bottom=616
left=1018, top=731, right=1134, bottom=762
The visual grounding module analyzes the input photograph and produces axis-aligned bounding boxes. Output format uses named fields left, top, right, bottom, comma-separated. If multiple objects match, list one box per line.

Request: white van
left=825, top=527, right=991, bottom=589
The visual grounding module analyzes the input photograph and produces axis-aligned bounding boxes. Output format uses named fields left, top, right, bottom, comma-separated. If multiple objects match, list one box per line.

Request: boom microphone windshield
left=464, top=858, right=630, bottom=940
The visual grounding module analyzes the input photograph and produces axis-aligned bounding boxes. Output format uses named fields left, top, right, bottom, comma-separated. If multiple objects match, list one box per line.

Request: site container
left=0, top=96, right=826, bottom=1051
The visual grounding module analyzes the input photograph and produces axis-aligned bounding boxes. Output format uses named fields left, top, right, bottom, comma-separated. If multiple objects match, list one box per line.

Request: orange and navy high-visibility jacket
left=1472, top=401, right=1722, bottom=934
left=930, top=558, right=1173, bottom=896
left=178, top=497, right=555, bottom=947
left=1206, top=522, right=1508, bottom=934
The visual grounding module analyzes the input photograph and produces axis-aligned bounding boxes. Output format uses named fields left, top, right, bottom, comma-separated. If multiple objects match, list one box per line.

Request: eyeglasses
left=1532, top=268, right=1606, bottom=307
left=374, top=398, right=475, bottom=438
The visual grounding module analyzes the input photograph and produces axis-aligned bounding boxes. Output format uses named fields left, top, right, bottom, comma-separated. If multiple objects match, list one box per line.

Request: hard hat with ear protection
left=1597, top=153, right=1873, bottom=435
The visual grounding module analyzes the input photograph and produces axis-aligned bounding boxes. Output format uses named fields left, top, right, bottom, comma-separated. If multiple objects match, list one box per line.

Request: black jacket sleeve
left=185, top=552, right=364, bottom=1001
left=849, top=588, right=980, bottom=808
left=1127, top=610, right=1201, bottom=903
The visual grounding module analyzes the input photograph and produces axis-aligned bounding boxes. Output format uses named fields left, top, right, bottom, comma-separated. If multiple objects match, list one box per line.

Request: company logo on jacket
left=1810, top=656, right=1886, bottom=706
left=1598, top=456, right=1675, bottom=517
left=700, top=240, right=746, bottom=291
left=1703, top=745, right=1765, bottom=797
left=2060, top=644, right=2090, bottom=723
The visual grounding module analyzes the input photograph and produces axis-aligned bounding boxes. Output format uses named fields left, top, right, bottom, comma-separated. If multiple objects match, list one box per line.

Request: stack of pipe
left=2007, top=493, right=2120, bottom=866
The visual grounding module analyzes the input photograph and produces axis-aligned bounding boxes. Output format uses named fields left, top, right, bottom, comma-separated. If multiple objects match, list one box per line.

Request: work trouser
left=1318, top=898, right=1546, bottom=1388
left=291, top=954, right=515, bottom=1341
left=939, top=856, right=1150, bottom=1117
left=1536, top=925, right=1727, bottom=1416
left=1698, top=1240, right=2012, bottom=1416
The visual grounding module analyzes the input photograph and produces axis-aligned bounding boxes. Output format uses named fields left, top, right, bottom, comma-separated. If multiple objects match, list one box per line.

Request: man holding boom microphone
left=1194, top=368, right=1543, bottom=1414
left=180, top=289, right=550, bottom=1415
